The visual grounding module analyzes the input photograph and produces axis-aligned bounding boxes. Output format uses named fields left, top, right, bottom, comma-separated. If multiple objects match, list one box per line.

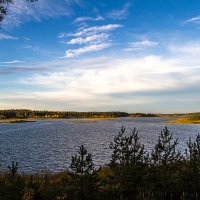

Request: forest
left=0, top=109, right=129, bottom=119
left=0, top=127, right=200, bottom=200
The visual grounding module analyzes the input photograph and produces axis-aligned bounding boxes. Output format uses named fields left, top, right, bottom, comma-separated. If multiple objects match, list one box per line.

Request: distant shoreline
left=0, top=109, right=200, bottom=124
left=0, top=119, right=36, bottom=124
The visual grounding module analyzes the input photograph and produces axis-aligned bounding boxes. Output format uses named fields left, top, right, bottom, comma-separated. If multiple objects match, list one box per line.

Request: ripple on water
left=0, top=118, right=200, bottom=173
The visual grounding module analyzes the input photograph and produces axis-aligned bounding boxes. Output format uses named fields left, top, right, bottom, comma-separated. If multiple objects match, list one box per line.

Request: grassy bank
left=0, top=119, right=36, bottom=124
left=166, top=117, right=200, bottom=124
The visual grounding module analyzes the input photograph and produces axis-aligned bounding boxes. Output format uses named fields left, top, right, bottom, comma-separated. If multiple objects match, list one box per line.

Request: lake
left=0, top=117, right=200, bottom=173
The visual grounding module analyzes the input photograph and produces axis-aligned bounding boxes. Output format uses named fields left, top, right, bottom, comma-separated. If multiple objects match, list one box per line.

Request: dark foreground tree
left=68, top=145, right=97, bottom=200
left=108, top=126, right=147, bottom=200
left=149, top=127, right=183, bottom=199
left=181, top=134, right=200, bottom=199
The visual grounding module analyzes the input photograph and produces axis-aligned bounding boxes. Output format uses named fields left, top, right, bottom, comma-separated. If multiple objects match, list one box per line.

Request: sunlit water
left=0, top=117, right=200, bottom=173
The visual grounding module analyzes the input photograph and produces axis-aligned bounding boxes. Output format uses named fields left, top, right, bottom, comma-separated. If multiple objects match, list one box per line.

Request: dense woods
left=0, top=127, right=200, bottom=199
left=129, top=113, right=158, bottom=117
left=0, top=109, right=129, bottom=119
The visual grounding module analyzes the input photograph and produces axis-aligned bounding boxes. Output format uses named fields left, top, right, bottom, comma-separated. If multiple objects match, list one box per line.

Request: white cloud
left=169, top=42, right=200, bottom=57
left=67, top=33, right=108, bottom=44
left=2, top=0, right=80, bottom=28
left=107, top=2, right=131, bottom=20
left=73, top=15, right=104, bottom=23
left=184, top=15, right=200, bottom=25
left=1, top=60, right=25, bottom=64
left=1, top=41, right=200, bottom=112
left=61, top=24, right=122, bottom=57
left=19, top=53, right=200, bottom=102
left=0, top=33, right=18, bottom=40
left=2, top=40, right=200, bottom=112
left=64, top=43, right=111, bottom=58
left=125, top=40, right=158, bottom=51
left=67, top=24, right=123, bottom=37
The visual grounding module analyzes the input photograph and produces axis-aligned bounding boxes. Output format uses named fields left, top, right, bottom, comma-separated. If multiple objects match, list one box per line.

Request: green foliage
left=151, top=127, right=182, bottom=166
left=129, top=113, right=158, bottom=117
left=70, top=145, right=95, bottom=175
left=110, top=126, right=145, bottom=167
left=186, top=133, right=200, bottom=174
left=109, top=127, right=147, bottom=200
left=0, top=109, right=129, bottom=119
left=69, top=145, right=97, bottom=200
left=190, top=113, right=200, bottom=120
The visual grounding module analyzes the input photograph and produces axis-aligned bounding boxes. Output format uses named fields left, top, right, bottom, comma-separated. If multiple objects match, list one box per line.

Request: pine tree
left=109, top=126, right=146, bottom=200
left=69, top=145, right=97, bottom=200
left=151, top=127, right=181, bottom=166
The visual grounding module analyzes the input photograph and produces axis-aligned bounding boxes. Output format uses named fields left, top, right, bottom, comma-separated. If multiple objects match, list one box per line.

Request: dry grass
left=165, top=117, right=200, bottom=124
left=0, top=119, right=36, bottom=123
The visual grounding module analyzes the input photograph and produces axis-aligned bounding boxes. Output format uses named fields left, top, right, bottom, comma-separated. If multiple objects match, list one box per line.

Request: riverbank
left=165, top=117, right=200, bottom=124
left=0, top=119, right=36, bottom=123
left=0, top=117, right=119, bottom=124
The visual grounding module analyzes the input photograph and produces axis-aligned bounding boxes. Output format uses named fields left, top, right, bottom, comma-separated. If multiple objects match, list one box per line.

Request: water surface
left=0, top=117, right=199, bottom=173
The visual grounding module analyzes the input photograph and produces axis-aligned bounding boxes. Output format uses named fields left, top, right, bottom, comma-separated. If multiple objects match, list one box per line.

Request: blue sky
left=0, top=0, right=200, bottom=113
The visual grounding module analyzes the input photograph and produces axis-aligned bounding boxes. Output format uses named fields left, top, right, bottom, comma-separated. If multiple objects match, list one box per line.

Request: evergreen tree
left=151, top=127, right=181, bottom=166
left=150, top=127, right=182, bottom=199
left=109, top=126, right=146, bottom=200
left=69, top=145, right=97, bottom=200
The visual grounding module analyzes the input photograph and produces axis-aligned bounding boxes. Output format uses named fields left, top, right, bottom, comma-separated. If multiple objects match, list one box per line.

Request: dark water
left=0, top=118, right=200, bottom=173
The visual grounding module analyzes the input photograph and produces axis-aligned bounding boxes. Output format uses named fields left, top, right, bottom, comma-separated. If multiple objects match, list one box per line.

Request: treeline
left=1, top=127, right=200, bottom=199
left=189, top=112, right=200, bottom=120
left=0, top=109, right=129, bottom=119
left=129, top=113, right=158, bottom=117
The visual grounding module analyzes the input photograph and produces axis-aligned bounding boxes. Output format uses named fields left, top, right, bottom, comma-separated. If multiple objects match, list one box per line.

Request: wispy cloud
left=107, top=2, right=131, bottom=20
left=1, top=60, right=25, bottom=64
left=2, top=0, right=81, bottom=28
left=67, top=33, right=108, bottom=45
left=61, top=24, right=122, bottom=58
left=73, top=15, right=104, bottom=23
left=125, top=40, right=158, bottom=51
left=0, top=33, right=18, bottom=40
left=64, top=43, right=111, bottom=58
left=66, top=24, right=123, bottom=37
left=184, top=15, right=200, bottom=25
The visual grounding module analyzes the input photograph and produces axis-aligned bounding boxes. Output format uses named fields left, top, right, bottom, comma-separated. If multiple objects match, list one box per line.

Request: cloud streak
left=2, top=0, right=81, bottom=28
left=73, top=15, right=104, bottom=23
left=65, top=43, right=111, bottom=58
left=66, top=33, right=108, bottom=45
left=61, top=24, right=122, bottom=58
left=0, top=33, right=18, bottom=40
left=125, top=40, right=158, bottom=51
left=1, top=60, right=25, bottom=64
left=184, top=15, right=200, bottom=25
left=107, top=2, right=131, bottom=20
left=66, top=24, right=123, bottom=37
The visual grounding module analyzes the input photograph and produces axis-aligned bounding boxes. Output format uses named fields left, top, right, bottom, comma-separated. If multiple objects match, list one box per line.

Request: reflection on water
left=0, top=118, right=200, bottom=173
